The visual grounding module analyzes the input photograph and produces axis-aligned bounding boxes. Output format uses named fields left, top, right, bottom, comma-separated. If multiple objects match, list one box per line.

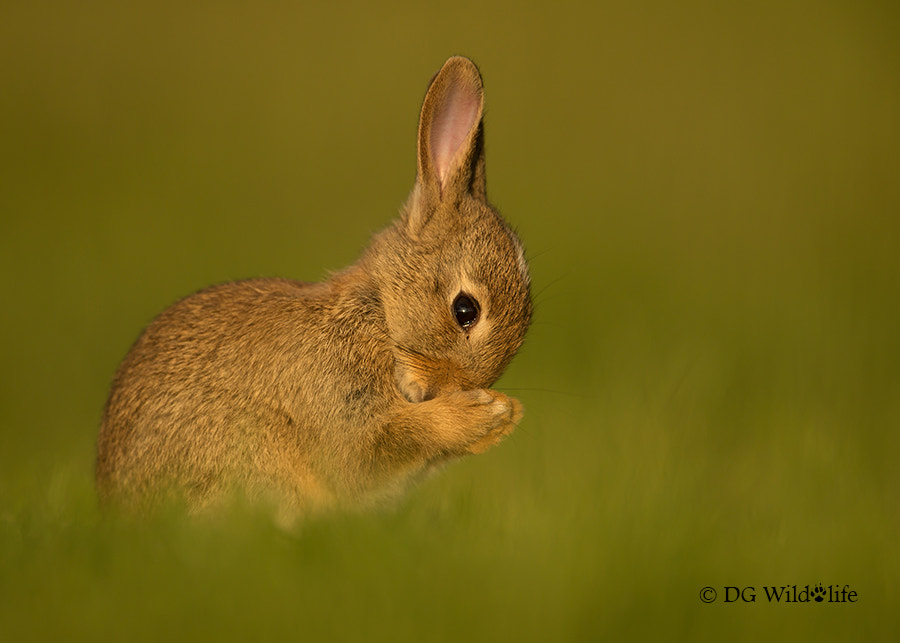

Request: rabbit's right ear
left=413, top=57, right=487, bottom=208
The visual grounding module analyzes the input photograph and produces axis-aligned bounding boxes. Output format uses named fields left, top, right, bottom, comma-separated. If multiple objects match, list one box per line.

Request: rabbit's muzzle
left=394, top=354, right=474, bottom=404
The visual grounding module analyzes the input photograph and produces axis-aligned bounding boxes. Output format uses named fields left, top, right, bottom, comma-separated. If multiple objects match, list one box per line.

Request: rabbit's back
left=96, top=276, right=383, bottom=513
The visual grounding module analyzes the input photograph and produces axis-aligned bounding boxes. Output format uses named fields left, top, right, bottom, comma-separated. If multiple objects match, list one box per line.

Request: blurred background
left=1, top=0, right=897, bottom=640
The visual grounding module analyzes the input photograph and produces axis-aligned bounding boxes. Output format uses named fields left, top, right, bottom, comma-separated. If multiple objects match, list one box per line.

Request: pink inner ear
left=430, top=82, right=480, bottom=186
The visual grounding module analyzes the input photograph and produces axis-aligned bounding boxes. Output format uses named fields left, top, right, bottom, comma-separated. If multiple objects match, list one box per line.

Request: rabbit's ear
left=415, top=57, right=487, bottom=203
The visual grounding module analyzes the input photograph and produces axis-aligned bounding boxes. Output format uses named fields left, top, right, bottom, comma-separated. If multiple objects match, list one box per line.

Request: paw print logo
left=812, top=583, right=826, bottom=602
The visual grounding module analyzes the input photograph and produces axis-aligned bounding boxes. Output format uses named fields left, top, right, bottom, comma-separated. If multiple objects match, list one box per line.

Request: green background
left=1, top=0, right=897, bottom=640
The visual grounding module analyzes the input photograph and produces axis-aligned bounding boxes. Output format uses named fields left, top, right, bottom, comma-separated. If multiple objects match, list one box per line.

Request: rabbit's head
left=366, top=57, right=532, bottom=403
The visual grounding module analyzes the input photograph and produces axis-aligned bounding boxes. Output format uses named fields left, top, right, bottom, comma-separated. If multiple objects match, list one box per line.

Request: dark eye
left=452, top=293, right=479, bottom=329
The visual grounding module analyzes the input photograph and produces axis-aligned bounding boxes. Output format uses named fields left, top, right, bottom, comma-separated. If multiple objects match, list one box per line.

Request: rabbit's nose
left=422, top=369, right=475, bottom=402
left=394, top=351, right=474, bottom=403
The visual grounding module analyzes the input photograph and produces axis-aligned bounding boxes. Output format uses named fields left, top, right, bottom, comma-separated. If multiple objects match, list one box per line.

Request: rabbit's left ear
left=415, top=57, right=487, bottom=202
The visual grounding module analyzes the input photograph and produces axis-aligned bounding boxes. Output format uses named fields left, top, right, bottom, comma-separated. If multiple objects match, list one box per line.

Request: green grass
left=1, top=0, right=898, bottom=640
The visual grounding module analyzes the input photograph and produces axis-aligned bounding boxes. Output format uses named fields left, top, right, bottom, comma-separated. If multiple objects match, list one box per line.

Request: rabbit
left=95, top=56, right=532, bottom=523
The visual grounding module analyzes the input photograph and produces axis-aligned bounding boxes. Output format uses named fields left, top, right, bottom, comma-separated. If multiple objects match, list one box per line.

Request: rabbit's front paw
left=444, top=389, right=522, bottom=454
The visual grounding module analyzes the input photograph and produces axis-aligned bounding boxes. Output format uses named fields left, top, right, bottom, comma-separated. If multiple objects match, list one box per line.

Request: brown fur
left=95, top=57, right=532, bottom=522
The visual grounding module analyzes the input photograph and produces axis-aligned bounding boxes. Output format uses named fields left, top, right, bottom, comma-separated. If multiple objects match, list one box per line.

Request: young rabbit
left=96, top=56, right=532, bottom=521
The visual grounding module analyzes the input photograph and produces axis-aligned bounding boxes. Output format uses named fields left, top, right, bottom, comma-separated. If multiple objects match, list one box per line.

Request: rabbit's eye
left=452, top=293, right=479, bottom=329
